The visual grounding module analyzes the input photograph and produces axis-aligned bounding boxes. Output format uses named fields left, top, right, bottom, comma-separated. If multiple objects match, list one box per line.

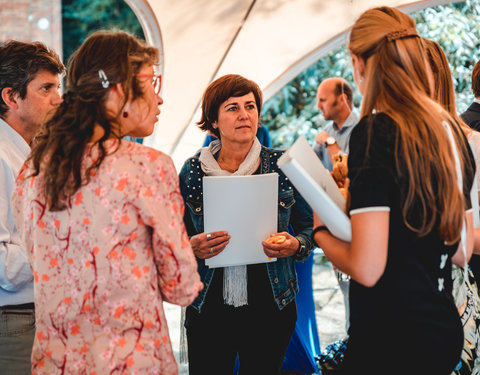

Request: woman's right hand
left=190, top=231, right=230, bottom=259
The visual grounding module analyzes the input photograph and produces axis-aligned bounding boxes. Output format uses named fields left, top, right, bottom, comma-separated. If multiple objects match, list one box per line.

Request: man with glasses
left=0, top=40, right=64, bottom=374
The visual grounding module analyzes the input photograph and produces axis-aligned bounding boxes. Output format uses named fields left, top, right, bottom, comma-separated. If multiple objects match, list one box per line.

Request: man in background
left=0, top=40, right=64, bottom=374
left=314, top=77, right=359, bottom=171
left=313, top=77, right=359, bottom=333
left=462, top=58, right=480, bottom=131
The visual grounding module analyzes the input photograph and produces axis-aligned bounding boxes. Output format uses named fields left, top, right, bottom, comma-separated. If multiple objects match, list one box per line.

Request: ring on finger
left=206, top=233, right=212, bottom=240
left=209, top=248, right=213, bottom=254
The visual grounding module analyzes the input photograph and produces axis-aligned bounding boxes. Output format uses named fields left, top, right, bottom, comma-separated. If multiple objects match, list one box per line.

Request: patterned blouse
left=12, top=140, right=202, bottom=375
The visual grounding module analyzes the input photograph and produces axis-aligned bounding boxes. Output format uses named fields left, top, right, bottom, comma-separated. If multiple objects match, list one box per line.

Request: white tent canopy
left=126, top=0, right=453, bottom=169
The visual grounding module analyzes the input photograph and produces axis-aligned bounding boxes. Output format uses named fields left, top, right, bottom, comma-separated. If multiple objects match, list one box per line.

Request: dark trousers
left=186, top=267, right=297, bottom=375
left=341, top=322, right=463, bottom=375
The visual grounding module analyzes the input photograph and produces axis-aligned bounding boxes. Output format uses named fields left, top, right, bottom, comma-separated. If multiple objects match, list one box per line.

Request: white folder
left=204, top=173, right=278, bottom=268
left=277, top=135, right=352, bottom=242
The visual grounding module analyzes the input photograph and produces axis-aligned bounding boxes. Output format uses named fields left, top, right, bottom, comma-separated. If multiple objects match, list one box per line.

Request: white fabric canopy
left=126, top=0, right=454, bottom=169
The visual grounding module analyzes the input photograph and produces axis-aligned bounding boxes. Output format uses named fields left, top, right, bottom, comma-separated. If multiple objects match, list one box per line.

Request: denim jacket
left=179, top=146, right=313, bottom=312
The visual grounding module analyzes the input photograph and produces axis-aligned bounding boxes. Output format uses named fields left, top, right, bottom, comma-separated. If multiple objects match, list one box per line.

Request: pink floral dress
left=12, top=140, right=202, bottom=375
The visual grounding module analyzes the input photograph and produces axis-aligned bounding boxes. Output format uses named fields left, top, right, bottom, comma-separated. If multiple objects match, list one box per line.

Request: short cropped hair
left=197, top=74, right=262, bottom=139
left=472, top=59, right=480, bottom=98
left=0, top=40, right=65, bottom=117
left=333, top=80, right=353, bottom=107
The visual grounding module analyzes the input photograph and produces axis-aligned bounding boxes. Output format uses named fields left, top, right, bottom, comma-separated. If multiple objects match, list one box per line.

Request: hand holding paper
left=190, top=231, right=230, bottom=259
left=203, top=173, right=279, bottom=267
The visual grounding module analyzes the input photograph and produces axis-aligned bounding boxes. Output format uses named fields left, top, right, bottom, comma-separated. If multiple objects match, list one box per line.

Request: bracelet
left=311, top=226, right=329, bottom=246
left=295, top=238, right=306, bottom=258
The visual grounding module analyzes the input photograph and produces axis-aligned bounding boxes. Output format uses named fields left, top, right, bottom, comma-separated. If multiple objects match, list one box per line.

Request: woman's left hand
left=262, top=231, right=300, bottom=258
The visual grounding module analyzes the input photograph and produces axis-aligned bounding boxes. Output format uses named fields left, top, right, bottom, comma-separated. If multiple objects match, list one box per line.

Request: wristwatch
left=326, top=136, right=336, bottom=147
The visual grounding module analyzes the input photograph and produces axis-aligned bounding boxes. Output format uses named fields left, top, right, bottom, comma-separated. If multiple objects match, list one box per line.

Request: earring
left=359, top=76, right=364, bottom=83
left=122, top=102, right=130, bottom=118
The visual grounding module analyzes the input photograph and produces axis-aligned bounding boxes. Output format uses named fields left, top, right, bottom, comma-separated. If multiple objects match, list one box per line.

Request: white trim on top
left=350, top=206, right=390, bottom=215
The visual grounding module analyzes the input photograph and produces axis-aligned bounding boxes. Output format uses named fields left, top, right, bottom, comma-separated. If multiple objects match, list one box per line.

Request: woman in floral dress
left=12, top=30, right=202, bottom=375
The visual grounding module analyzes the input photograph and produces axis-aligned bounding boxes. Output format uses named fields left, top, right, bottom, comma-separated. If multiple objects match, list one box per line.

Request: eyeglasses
left=134, top=73, right=162, bottom=95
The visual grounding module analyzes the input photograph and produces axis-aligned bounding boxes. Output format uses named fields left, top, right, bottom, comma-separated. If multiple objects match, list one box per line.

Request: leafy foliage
left=262, top=0, right=480, bottom=148
left=414, top=0, right=480, bottom=113
left=62, top=0, right=144, bottom=63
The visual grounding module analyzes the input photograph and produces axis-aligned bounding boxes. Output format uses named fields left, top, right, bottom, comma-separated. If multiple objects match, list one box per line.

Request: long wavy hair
left=424, top=39, right=457, bottom=115
left=349, top=7, right=473, bottom=242
left=424, top=38, right=472, bottom=136
left=29, top=30, right=158, bottom=211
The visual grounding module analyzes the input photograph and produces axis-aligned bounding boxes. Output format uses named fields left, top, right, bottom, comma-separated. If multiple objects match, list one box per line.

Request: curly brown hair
left=28, top=30, right=159, bottom=211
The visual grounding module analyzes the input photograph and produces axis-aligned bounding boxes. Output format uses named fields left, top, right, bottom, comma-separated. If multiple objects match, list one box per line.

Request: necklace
left=222, top=165, right=238, bottom=173
left=218, top=156, right=239, bottom=173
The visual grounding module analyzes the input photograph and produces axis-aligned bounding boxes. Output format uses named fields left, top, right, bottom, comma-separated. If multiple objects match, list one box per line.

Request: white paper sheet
left=204, top=173, right=278, bottom=268
left=277, top=135, right=352, bottom=242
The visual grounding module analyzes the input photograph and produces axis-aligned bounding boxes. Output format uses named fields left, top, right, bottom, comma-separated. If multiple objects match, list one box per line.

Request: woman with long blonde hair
left=425, top=38, right=480, bottom=375
left=313, top=7, right=475, bottom=374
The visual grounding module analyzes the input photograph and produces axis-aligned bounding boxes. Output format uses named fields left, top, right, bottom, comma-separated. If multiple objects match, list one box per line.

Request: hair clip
left=98, top=69, right=109, bottom=89
left=385, top=28, right=419, bottom=42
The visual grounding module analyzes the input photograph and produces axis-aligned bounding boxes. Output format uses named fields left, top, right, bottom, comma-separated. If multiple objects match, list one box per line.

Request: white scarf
left=199, top=137, right=262, bottom=306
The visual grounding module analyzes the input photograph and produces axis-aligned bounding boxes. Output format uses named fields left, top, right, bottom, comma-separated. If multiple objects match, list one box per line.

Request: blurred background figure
left=11, top=30, right=202, bottom=375
left=461, top=59, right=480, bottom=132
left=424, top=38, right=480, bottom=375
left=313, top=77, right=359, bottom=337
left=0, top=40, right=64, bottom=375
left=313, top=77, right=359, bottom=171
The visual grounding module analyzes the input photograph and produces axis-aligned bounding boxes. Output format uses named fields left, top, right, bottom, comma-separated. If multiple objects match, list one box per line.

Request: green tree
left=414, top=0, right=480, bottom=112
left=62, top=0, right=144, bottom=63
left=262, top=0, right=480, bottom=148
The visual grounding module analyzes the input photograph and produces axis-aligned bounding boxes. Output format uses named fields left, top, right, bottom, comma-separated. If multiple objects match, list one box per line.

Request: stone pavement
left=165, top=256, right=347, bottom=375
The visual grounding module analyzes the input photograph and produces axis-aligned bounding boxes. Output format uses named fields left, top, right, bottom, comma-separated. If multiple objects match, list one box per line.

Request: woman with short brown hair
left=180, top=74, right=313, bottom=374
